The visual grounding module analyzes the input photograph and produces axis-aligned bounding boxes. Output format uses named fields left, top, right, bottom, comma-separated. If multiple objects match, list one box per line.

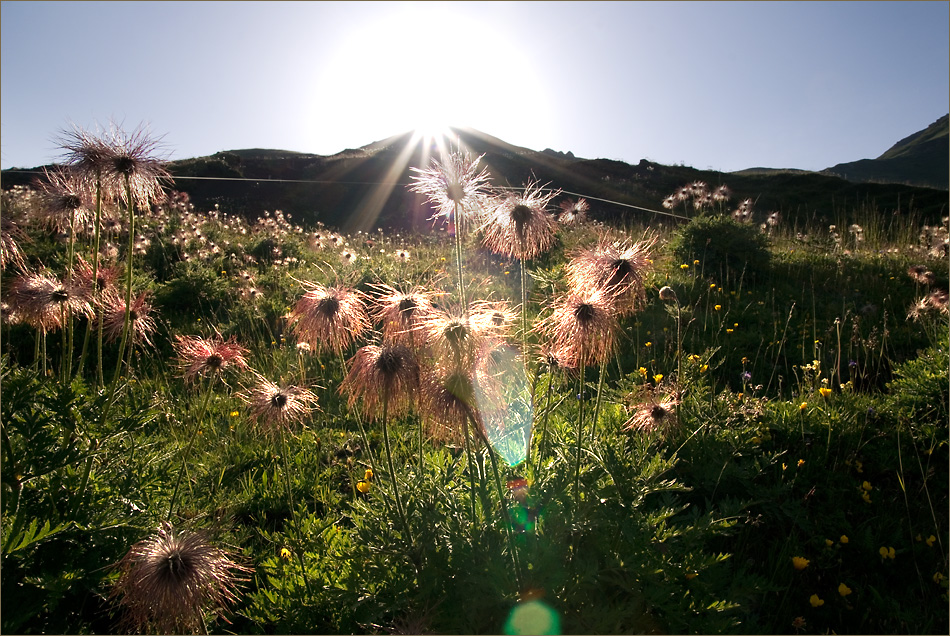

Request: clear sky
left=2, top=1, right=948, bottom=172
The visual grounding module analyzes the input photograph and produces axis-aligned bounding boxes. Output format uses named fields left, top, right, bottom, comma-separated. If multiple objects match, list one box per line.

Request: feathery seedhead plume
left=558, top=197, right=589, bottom=225
left=34, top=166, right=93, bottom=232
left=367, top=282, right=442, bottom=347
left=58, top=124, right=114, bottom=182
left=907, top=265, right=936, bottom=286
left=566, top=234, right=656, bottom=314
left=623, top=394, right=681, bottom=435
left=6, top=270, right=94, bottom=332
left=340, top=343, right=421, bottom=420
left=419, top=364, right=481, bottom=446
left=0, top=215, right=27, bottom=272
left=173, top=333, right=249, bottom=381
left=287, top=281, right=369, bottom=355
left=109, top=522, right=251, bottom=635
left=72, top=254, right=120, bottom=295
left=409, top=150, right=493, bottom=226
left=536, top=289, right=619, bottom=369
left=101, top=123, right=172, bottom=210
left=480, top=180, right=560, bottom=260
left=240, top=371, right=319, bottom=434
left=101, top=290, right=158, bottom=348
left=470, top=299, right=518, bottom=339
left=712, top=184, right=732, bottom=202
left=658, top=286, right=678, bottom=303
left=417, top=304, right=493, bottom=372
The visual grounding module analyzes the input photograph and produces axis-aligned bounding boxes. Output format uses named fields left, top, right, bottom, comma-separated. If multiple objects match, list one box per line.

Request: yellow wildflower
left=685, top=572, right=698, bottom=580
left=356, top=480, right=371, bottom=494
left=726, top=328, right=734, bottom=334
left=838, top=583, right=852, bottom=597
left=809, top=594, right=824, bottom=608
left=638, top=367, right=648, bottom=377
left=693, top=259, right=700, bottom=265
left=840, top=535, right=849, bottom=544
left=819, top=387, right=832, bottom=398
left=653, top=374, right=664, bottom=383
left=934, top=572, right=945, bottom=584
left=798, top=459, right=805, bottom=468
left=861, top=481, right=872, bottom=491
left=645, top=342, right=652, bottom=348
left=799, top=402, right=808, bottom=411
left=680, top=264, right=689, bottom=270
left=700, top=364, right=709, bottom=372
left=792, top=556, right=810, bottom=570
left=280, top=547, right=292, bottom=560
left=926, top=535, right=936, bottom=547
left=861, top=491, right=872, bottom=503
left=230, top=411, right=240, bottom=417
left=714, top=304, right=722, bottom=311
left=825, top=539, right=834, bottom=547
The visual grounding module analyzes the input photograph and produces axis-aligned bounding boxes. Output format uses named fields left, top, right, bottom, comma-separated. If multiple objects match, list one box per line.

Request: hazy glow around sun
left=308, top=6, right=554, bottom=152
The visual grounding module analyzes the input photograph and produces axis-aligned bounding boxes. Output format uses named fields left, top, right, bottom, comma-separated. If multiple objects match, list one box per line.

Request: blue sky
left=2, top=1, right=948, bottom=172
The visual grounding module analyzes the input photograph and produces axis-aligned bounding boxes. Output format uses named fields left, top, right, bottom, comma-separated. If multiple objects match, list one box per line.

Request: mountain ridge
left=3, top=121, right=946, bottom=231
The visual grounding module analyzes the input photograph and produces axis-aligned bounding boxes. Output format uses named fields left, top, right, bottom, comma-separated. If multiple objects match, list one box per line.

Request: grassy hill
left=822, top=114, right=949, bottom=190
left=3, top=125, right=947, bottom=232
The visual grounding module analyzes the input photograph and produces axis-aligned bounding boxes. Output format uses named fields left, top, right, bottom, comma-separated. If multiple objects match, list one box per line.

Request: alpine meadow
left=1, top=121, right=948, bottom=636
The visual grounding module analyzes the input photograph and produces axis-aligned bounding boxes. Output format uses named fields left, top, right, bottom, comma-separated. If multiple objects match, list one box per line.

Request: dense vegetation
left=1, top=128, right=947, bottom=635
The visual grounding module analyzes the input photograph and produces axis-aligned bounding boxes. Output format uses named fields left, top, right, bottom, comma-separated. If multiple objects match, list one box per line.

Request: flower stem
left=277, top=425, right=314, bottom=598
left=166, top=378, right=215, bottom=520
left=381, top=391, right=411, bottom=541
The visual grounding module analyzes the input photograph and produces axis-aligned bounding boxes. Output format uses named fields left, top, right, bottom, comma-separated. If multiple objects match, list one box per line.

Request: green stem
left=477, top=416, right=524, bottom=589
left=573, top=345, right=586, bottom=512
left=76, top=173, right=103, bottom=385
left=590, top=359, right=607, bottom=444
left=166, top=380, right=215, bottom=520
left=381, top=391, right=410, bottom=540
left=110, top=175, right=136, bottom=388
left=534, top=367, right=555, bottom=477
left=462, top=412, right=478, bottom=530
left=520, top=254, right=528, bottom=355
left=453, top=202, right=467, bottom=313
left=278, top=425, right=314, bottom=598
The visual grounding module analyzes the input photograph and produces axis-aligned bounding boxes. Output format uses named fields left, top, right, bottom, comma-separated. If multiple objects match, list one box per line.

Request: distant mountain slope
left=3, top=125, right=947, bottom=232
left=822, top=115, right=948, bottom=190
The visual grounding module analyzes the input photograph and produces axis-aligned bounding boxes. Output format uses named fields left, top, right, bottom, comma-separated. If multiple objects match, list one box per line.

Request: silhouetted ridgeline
left=3, top=122, right=947, bottom=232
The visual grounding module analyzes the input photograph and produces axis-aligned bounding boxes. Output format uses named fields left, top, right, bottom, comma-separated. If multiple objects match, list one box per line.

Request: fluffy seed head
left=173, top=334, right=249, bottom=381
left=34, top=167, right=92, bottom=232
left=536, top=290, right=618, bottom=368
left=480, top=180, right=559, bottom=260
left=101, top=290, right=158, bottom=348
left=240, top=372, right=319, bottom=434
left=367, top=282, right=441, bottom=347
left=109, top=522, right=251, bottom=635
left=6, top=270, right=94, bottom=332
left=409, top=150, right=493, bottom=226
left=558, top=198, right=589, bottom=225
left=340, top=343, right=421, bottom=420
left=623, top=395, right=681, bottom=435
left=566, top=234, right=656, bottom=314
left=287, top=282, right=369, bottom=355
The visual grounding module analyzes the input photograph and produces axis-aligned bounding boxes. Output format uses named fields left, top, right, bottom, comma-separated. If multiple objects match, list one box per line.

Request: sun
left=308, top=6, right=554, bottom=154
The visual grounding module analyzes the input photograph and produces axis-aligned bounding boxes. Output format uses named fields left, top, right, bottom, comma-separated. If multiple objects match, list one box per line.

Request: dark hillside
left=3, top=124, right=947, bottom=230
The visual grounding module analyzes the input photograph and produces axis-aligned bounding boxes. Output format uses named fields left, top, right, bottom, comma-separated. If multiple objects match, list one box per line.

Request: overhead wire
left=1, top=169, right=687, bottom=220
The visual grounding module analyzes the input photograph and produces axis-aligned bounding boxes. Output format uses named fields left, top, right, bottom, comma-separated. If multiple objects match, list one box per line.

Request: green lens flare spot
left=504, top=599, right=560, bottom=635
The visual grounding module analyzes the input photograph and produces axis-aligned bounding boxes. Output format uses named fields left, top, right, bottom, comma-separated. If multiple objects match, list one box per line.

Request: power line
left=2, top=169, right=685, bottom=220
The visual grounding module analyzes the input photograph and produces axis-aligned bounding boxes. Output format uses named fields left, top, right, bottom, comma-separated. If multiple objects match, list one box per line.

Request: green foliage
left=2, top=178, right=948, bottom=635
left=671, top=214, right=771, bottom=284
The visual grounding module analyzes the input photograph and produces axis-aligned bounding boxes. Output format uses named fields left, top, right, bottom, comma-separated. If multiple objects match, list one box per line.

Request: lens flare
left=504, top=599, right=560, bottom=635
left=474, top=343, right=533, bottom=467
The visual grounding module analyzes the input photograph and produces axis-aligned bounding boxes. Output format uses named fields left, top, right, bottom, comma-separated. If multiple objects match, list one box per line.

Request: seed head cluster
left=109, top=522, right=251, bottom=634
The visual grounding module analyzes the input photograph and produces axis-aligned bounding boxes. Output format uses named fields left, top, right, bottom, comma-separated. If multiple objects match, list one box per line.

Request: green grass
left=1, top=180, right=947, bottom=635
